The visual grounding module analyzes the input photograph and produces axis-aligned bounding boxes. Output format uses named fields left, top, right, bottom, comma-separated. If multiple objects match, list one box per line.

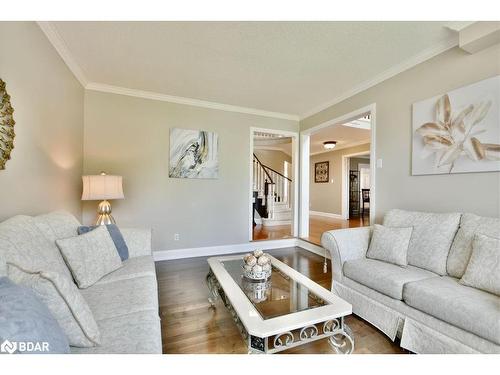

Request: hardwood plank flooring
left=252, top=215, right=369, bottom=245
left=305, top=215, right=369, bottom=245
left=156, top=246, right=404, bottom=354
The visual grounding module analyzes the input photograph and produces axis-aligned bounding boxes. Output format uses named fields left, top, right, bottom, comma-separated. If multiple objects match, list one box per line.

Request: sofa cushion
left=56, top=226, right=123, bottom=289
left=366, top=224, right=412, bottom=266
left=460, top=234, right=500, bottom=296
left=80, top=275, right=158, bottom=321
left=0, top=276, right=70, bottom=354
left=403, top=276, right=500, bottom=345
left=7, top=264, right=101, bottom=347
left=0, top=215, right=72, bottom=280
left=447, top=213, right=500, bottom=278
left=78, top=224, right=129, bottom=261
left=383, top=209, right=461, bottom=275
left=33, top=210, right=81, bottom=243
left=95, top=256, right=156, bottom=285
left=70, top=310, right=161, bottom=354
left=343, top=258, right=437, bottom=300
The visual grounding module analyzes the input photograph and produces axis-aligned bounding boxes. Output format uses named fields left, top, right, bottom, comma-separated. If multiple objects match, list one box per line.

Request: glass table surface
left=221, top=258, right=328, bottom=320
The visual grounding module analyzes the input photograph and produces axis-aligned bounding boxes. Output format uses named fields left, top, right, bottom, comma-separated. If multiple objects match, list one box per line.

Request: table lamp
left=81, top=172, right=124, bottom=225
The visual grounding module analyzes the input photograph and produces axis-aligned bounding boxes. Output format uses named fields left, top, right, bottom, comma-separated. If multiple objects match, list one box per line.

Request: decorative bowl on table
left=242, top=250, right=272, bottom=280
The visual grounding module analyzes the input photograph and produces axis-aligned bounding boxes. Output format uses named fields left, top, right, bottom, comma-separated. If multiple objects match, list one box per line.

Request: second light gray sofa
left=0, top=211, right=162, bottom=354
left=322, top=209, right=500, bottom=354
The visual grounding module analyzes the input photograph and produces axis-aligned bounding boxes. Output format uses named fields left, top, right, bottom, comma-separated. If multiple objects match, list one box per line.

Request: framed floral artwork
left=412, top=75, right=500, bottom=175
left=315, top=161, right=329, bottom=183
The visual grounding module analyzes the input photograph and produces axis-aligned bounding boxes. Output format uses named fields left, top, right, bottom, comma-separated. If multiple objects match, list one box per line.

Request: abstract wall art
left=412, top=75, right=500, bottom=175
left=169, top=128, right=219, bottom=179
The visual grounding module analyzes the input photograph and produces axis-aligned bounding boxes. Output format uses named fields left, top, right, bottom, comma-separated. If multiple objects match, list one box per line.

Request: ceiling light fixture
left=323, top=141, right=337, bottom=150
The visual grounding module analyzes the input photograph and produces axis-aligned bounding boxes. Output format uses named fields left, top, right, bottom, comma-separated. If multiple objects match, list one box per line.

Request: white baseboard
left=309, top=210, right=344, bottom=219
left=153, top=238, right=298, bottom=261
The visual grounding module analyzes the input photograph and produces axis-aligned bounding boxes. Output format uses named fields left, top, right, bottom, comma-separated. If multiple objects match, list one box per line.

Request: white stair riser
left=261, top=218, right=292, bottom=227
left=270, top=210, right=292, bottom=220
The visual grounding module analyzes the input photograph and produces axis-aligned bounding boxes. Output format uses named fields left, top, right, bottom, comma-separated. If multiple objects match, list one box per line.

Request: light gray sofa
left=322, top=209, right=500, bottom=354
left=0, top=211, right=162, bottom=354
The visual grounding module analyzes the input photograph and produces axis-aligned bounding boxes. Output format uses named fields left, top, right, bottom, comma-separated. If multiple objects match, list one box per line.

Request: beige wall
left=83, top=90, right=298, bottom=251
left=0, top=22, right=84, bottom=221
left=310, top=144, right=370, bottom=215
left=302, top=44, right=500, bottom=220
left=350, top=157, right=370, bottom=171
left=253, top=149, right=291, bottom=175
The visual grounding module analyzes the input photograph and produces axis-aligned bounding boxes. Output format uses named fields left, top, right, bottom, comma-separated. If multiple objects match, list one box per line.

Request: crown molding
left=37, top=21, right=88, bottom=87
left=86, top=82, right=300, bottom=121
left=299, top=35, right=459, bottom=120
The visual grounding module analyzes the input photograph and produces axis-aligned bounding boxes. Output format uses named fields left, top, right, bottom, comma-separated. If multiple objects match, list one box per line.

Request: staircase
left=252, top=154, right=292, bottom=227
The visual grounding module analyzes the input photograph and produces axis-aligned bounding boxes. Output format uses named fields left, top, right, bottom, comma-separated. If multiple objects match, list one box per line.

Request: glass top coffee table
left=206, top=254, right=354, bottom=354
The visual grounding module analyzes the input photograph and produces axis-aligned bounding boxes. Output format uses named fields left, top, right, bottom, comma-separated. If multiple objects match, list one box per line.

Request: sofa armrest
left=120, top=228, right=152, bottom=258
left=321, top=226, right=372, bottom=284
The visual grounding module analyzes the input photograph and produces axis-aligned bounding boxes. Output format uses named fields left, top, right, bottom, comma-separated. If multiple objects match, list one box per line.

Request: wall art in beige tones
left=0, top=79, right=15, bottom=170
left=314, top=161, right=329, bottom=183
left=169, top=128, right=219, bottom=179
left=412, top=75, right=500, bottom=175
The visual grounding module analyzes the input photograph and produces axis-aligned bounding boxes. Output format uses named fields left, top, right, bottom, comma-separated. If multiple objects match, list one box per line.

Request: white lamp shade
left=81, top=175, right=124, bottom=201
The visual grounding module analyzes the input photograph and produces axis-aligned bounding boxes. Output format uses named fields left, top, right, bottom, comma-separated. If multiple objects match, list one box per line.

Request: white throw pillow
left=56, top=225, right=123, bottom=289
left=366, top=224, right=413, bottom=267
left=7, top=263, right=101, bottom=347
left=460, top=233, right=500, bottom=296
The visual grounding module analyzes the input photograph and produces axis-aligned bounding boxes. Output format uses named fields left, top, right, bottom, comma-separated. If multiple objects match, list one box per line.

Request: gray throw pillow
left=460, top=233, right=500, bottom=296
left=0, top=276, right=70, bottom=354
left=77, top=224, right=129, bottom=261
left=56, top=226, right=123, bottom=289
left=7, top=264, right=101, bottom=347
left=366, top=224, right=413, bottom=267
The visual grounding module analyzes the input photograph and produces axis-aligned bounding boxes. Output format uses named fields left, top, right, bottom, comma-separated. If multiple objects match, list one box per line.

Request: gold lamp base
left=95, top=200, right=116, bottom=226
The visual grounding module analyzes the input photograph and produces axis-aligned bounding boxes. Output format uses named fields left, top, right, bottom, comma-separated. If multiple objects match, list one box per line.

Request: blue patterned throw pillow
left=0, top=277, right=70, bottom=354
left=77, top=224, right=129, bottom=261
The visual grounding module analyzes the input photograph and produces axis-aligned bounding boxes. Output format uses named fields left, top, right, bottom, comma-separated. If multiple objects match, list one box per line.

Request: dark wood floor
left=156, top=246, right=404, bottom=354
left=253, top=215, right=369, bottom=245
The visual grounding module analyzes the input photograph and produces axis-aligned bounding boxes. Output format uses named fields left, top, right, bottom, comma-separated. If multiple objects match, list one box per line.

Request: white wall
left=301, top=44, right=500, bottom=220
left=83, top=90, right=298, bottom=251
left=0, top=22, right=84, bottom=221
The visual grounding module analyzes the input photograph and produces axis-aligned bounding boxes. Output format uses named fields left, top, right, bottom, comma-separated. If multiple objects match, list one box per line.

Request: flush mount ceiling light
left=323, top=141, right=337, bottom=150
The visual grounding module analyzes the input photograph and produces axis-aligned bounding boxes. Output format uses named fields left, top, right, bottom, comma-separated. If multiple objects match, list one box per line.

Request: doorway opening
left=249, top=128, right=298, bottom=242
left=299, top=105, right=376, bottom=245
left=345, top=151, right=371, bottom=225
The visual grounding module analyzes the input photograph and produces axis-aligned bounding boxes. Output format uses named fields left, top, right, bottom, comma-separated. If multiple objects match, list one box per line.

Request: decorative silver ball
left=244, top=253, right=253, bottom=263
left=253, top=249, right=264, bottom=258
left=262, top=263, right=271, bottom=272
left=252, top=264, right=263, bottom=273
left=257, top=255, right=270, bottom=266
left=244, top=264, right=253, bottom=272
left=245, top=255, right=257, bottom=266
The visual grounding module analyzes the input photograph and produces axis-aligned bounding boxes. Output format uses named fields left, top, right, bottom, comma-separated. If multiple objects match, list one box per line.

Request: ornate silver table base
left=205, top=270, right=354, bottom=354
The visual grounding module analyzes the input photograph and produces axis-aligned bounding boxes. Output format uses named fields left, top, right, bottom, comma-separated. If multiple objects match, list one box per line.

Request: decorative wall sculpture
left=0, top=79, right=15, bottom=170
left=412, top=75, right=500, bottom=175
left=169, top=128, right=219, bottom=179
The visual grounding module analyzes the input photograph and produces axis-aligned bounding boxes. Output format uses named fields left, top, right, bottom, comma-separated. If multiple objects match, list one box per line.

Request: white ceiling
left=310, top=120, right=370, bottom=154
left=46, top=21, right=458, bottom=118
left=253, top=119, right=370, bottom=155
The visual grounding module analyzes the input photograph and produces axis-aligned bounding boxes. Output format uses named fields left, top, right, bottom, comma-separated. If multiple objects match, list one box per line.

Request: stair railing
left=252, top=154, right=292, bottom=219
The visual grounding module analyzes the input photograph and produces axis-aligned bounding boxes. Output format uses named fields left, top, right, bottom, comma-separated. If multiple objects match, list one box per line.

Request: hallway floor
left=252, top=214, right=369, bottom=245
